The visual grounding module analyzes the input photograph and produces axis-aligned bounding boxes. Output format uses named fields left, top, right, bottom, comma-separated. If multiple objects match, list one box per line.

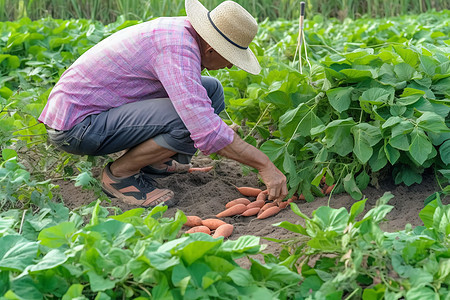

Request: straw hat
left=185, top=0, right=261, bottom=75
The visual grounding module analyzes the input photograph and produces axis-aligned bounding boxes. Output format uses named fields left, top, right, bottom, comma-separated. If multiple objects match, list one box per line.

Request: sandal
left=101, top=162, right=177, bottom=207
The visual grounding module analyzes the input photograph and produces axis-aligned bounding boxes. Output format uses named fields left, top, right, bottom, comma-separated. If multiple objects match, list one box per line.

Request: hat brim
left=185, top=0, right=261, bottom=75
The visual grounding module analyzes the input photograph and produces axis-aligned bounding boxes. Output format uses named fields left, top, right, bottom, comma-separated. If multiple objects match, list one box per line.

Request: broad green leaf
left=439, top=140, right=450, bottom=165
left=263, top=90, right=292, bottom=110
left=312, top=206, right=349, bottom=233
left=273, top=221, right=307, bottom=235
left=405, top=286, right=439, bottom=300
left=2, top=148, right=17, bottom=161
left=326, top=87, right=354, bottom=113
left=88, top=219, right=136, bottom=247
left=420, top=54, right=437, bottom=76
left=10, top=276, right=43, bottom=300
left=349, top=199, right=367, bottom=223
left=220, top=235, right=261, bottom=256
left=260, top=139, right=285, bottom=162
left=409, top=128, right=432, bottom=165
left=62, top=284, right=86, bottom=300
left=179, top=237, right=222, bottom=265
left=384, top=143, right=400, bottom=165
left=391, top=120, right=414, bottom=137
left=360, top=87, right=393, bottom=105
left=394, top=63, right=416, bottom=81
left=343, top=173, right=362, bottom=200
left=0, top=235, right=38, bottom=272
left=340, top=69, right=372, bottom=80
left=279, top=103, right=323, bottom=138
left=417, top=112, right=450, bottom=133
left=87, top=271, right=116, bottom=292
left=400, top=87, right=426, bottom=97
left=228, top=268, right=254, bottom=287
left=369, top=146, right=388, bottom=172
left=352, top=127, right=373, bottom=164
left=22, top=249, right=67, bottom=274
left=38, top=221, right=76, bottom=248
left=393, top=45, right=419, bottom=67
left=389, top=135, right=410, bottom=151
left=394, top=167, right=423, bottom=186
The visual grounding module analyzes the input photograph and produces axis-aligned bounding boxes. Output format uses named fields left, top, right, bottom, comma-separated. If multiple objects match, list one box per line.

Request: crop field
left=0, top=2, right=449, bottom=299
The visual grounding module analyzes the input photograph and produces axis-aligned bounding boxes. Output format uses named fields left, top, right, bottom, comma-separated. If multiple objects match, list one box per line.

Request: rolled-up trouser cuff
left=153, top=134, right=195, bottom=164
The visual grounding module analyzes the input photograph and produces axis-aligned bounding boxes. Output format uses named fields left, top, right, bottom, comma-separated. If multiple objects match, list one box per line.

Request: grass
left=1, top=0, right=449, bottom=23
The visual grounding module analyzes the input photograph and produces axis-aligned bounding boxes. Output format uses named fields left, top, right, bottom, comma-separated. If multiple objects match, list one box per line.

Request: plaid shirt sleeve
left=148, top=40, right=235, bottom=155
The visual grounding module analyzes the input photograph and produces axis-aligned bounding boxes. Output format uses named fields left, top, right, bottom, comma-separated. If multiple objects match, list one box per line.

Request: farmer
left=39, top=0, right=288, bottom=208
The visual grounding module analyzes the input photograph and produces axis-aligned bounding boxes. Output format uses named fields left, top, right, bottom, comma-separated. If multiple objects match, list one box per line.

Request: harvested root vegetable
left=241, top=207, right=260, bottom=216
left=260, top=202, right=276, bottom=212
left=257, top=206, right=281, bottom=219
left=246, top=200, right=265, bottom=209
left=278, top=201, right=289, bottom=209
left=185, top=225, right=211, bottom=234
left=298, top=194, right=306, bottom=200
left=216, top=204, right=247, bottom=218
left=324, top=184, right=336, bottom=195
left=212, top=224, right=234, bottom=238
left=256, top=190, right=268, bottom=201
left=185, top=216, right=203, bottom=227
left=188, top=166, right=213, bottom=173
left=236, top=186, right=262, bottom=197
left=202, top=218, right=227, bottom=230
left=225, top=197, right=251, bottom=208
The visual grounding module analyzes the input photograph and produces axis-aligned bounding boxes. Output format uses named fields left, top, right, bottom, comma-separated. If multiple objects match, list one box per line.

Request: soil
left=60, top=154, right=447, bottom=266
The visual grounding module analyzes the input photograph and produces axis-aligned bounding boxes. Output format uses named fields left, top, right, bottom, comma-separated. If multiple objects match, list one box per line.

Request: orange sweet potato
left=241, top=207, right=260, bottom=216
left=325, top=184, right=336, bottom=195
left=185, top=225, right=211, bottom=234
left=278, top=201, right=289, bottom=209
left=236, top=186, right=263, bottom=197
left=188, top=166, right=214, bottom=173
left=212, top=224, right=234, bottom=238
left=246, top=200, right=265, bottom=209
left=202, top=218, right=227, bottom=230
left=257, top=206, right=281, bottom=219
left=256, top=190, right=268, bottom=201
left=185, top=215, right=203, bottom=227
left=216, top=204, right=247, bottom=218
left=260, top=202, right=276, bottom=212
left=225, top=198, right=251, bottom=208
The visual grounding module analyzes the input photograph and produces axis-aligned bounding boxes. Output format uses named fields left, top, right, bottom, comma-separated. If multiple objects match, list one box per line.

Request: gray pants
left=47, top=76, right=225, bottom=164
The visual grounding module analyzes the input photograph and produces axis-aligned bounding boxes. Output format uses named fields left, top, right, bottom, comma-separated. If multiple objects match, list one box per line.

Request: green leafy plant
left=0, top=201, right=301, bottom=299
left=264, top=193, right=450, bottom=299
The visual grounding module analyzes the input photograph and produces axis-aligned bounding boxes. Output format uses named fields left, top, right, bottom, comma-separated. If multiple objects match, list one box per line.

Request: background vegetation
left=1, top=0, right=449, bottom=23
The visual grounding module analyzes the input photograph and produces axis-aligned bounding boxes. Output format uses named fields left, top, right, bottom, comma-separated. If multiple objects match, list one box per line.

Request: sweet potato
left=236, top=186, right=263, bottom=197
left=278, top=201, right=289, bottom=209
left=212, top=224, right=234, bottom=238
left=325, top=184, right=336, bottom=195
left=260, top=202, right=276, bottom=212
left=257, top=206, right=281, bottom=219
left=256, top=190, right=268, bottom=201
left=188, top=166, right=213, bottom=173
left=216, top=204, right=247, bottom=218
left=246, top=200, right=265, bottom=209
left=202, top=218, right=227, bottom=230
left=225, top=198, right=251, bottom=208
left=185, top=215, right=203, bottom=227
left=298, top=194, right=306, bottom=200
left=241, top=207, right=260, bottom=216
left=185, top=225, right=211, bottom=234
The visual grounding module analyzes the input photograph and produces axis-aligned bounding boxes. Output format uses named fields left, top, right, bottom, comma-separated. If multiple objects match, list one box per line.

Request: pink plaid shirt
left=38, top=17, right=234, bottom=155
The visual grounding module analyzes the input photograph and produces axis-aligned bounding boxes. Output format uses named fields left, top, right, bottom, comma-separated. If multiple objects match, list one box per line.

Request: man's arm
left=217, top=133, right=288, bottom=202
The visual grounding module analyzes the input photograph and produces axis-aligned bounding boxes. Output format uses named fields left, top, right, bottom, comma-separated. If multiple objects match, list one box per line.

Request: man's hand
left=258, top=163, right=288, bottom=203
left=217, top=133, right=288, bottom=202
